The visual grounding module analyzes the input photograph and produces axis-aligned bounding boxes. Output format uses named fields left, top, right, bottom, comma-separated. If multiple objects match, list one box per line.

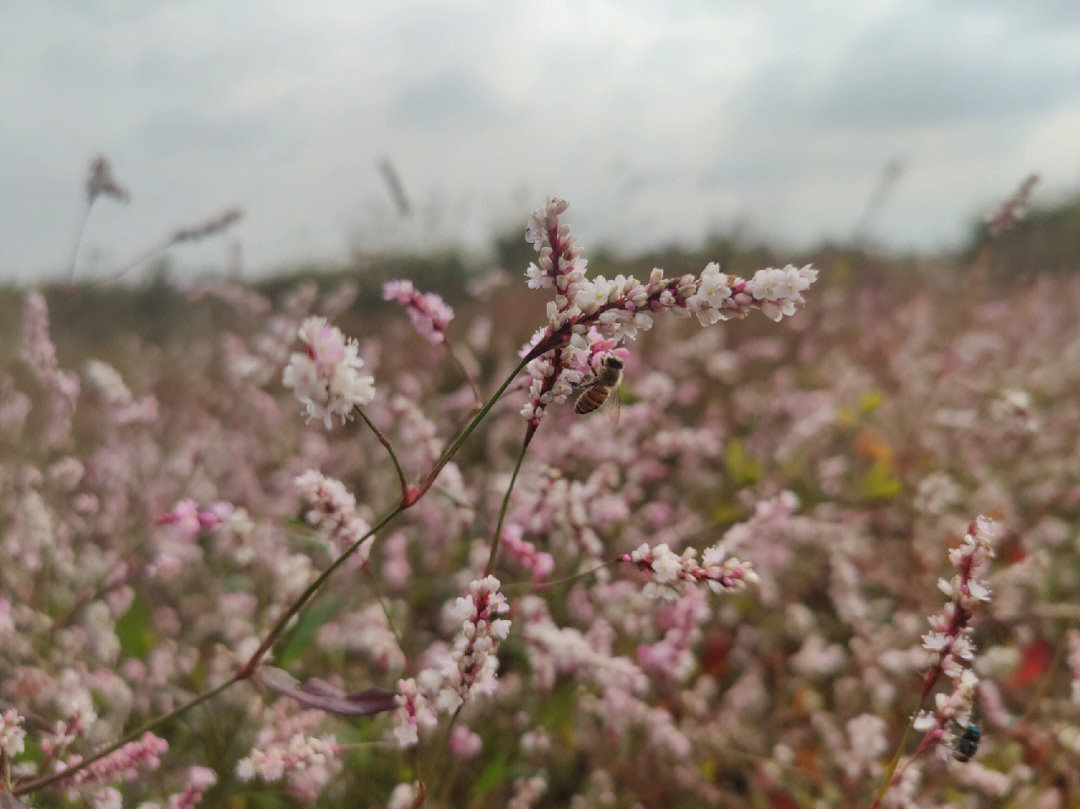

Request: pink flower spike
left=383, top=279, right=454, bottom=345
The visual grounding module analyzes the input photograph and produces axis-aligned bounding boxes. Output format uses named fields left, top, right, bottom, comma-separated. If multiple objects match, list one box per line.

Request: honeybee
left=574, top=354, right=623, bottom=423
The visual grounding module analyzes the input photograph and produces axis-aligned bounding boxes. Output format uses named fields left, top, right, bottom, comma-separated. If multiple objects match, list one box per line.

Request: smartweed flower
left=0, top=708, right=26, bottom=759
left=283, top=317, right=375, bottom=428
left=620, top=541, right=759, bottom=600
left=294, top=471, right=372, bottom=561
left=912, top=516, right=997, bottom=760
left=431, top=575, right=512, bottom=713
left=60, top=732, right=168, bottom=788
left=518, top=198, right=816, bottom=427
left=383, top=280, right=454, bottom=345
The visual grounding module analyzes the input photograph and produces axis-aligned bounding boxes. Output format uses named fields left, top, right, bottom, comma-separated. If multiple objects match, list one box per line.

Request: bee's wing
left=604, top=385, right=621, bottom=425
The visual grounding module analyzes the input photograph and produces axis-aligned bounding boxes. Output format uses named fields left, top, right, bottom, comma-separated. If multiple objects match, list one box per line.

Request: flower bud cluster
left=391, top=677, right=438, bottom=748
left=282, top=317, right=375, bottom=428
left=517, top=199, right=816, bottom=425
left=620, top=542, right=759, bottom=600
left=294, top=470, right=372, bottom=560
left=434, top=575, right=512, bottom=713
left=383, top=280, right=454, bottom=345
left=235, top=733, right=339, bottom=784
left=86, top=155, right=130, bottom=203
left=156, top=499, right=234, bottom=539
left=912, top=516, right=997, bottom=759
left=61, top=732, right=169, bottom=787
left=391, top=577, right=511, bottom=747
left=920, top=516, right=996, bottom=694
left=0, top=708, right=26, bottom=758
left=168, top=766, right=218, bottom=809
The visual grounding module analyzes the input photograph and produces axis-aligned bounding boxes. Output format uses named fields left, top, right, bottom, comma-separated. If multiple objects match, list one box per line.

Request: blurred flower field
left=2, top=199, right=1080, bottom=809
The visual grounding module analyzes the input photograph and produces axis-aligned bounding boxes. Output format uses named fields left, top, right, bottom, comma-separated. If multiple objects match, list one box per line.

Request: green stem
left=502, top=559, right=619, bottom=593
left=869, top=709, right=919, bottom=808
left=357, top=407, right=409, bottom=500
left=365, top=569, right=410, bottom=670
left=485, top=435, right=532, bottom=576
left=13, top=676, right=240, bottom=796
left=444, top=340, right=482, bottom=410
left=432, top=703, right=466, bottom=807
left=237, top=504, right=404, bottom=678
left=410, top=354, right=531, bottom=504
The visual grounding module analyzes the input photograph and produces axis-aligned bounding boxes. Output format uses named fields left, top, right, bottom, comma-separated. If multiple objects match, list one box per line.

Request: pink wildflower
left=391, top=677, right=437, bottom=748
left=157, top=499, right=233, bottom=538
left=168, top=766, right=217, bottom=809
left=396, top=576, right=513, bottom=734
left=517, top=199, right=816, bottom=427
left=911, top=516, right=997, bottom=760
left=0, top=708, right=26, bottom=758
left=283, top=317, right=375, bottom=428
left=383, top=279, right=454, bottom=345
left=430, top=576, right=512, bottom=712
left=620, top=541, right=758, bottom=600
left=60, top=732, right=169, bottom=787
left=294, top=470, right=372, bottom=560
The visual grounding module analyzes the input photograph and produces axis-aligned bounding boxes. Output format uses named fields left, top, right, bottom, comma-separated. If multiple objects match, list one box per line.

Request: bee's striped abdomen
left=574, top=385, right=609, bottom=414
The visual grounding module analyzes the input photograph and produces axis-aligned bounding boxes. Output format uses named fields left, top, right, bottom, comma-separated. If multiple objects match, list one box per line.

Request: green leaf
left=474, top=752, right=509, bottom=795
left=115, top=593, right=155, bottom=660
left=859, top=459, right=903, bottom=502
left=275, top=597, right=345, bottom=668
left=724, top=438, right=763, bottom=486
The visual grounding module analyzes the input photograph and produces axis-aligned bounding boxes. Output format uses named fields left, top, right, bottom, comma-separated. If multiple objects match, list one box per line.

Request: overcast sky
left=3, top=1, right=1079, bottom=282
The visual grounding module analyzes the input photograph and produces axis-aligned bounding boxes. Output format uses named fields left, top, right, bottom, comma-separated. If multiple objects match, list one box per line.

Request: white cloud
left=2, top=0, right=1078, bottom=281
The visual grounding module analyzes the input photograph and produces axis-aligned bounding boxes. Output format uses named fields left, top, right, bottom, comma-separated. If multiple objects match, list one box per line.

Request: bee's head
left=603, top=354, right=624, bottom=370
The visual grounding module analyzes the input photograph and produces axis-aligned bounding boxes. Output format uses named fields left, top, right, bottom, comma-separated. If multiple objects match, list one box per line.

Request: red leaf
left=1010, top=639, right=1053, bottom=689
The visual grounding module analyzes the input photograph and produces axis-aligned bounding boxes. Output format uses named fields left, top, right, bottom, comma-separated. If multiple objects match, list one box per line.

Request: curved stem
left=869, top=706, right=920, bottom=808
left=485, top=435, right=532, bottom=576
left=444, top=340, right=482, bottom=410
left=410, top=354, right=531, bottom=505
left=237, top=504, right=404, bottom=678
left=356, top=407, right=408, bottom=501
left=65, top=201, right=94, bottom=282
left=502, top=558, right=619, bottom=593
left=13, top=676, right=240, bottom=796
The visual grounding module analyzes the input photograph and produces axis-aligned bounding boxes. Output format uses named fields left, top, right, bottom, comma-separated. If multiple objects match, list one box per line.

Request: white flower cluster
left=0, top=707, right=26, bottom=758
left=435, top=575, right=512, bottom=712
left=913, top=669, right=980, bottom=759
left=623, top=542, right=759, bottom=601
left=235, top=733, right=338, bottom=782
left=294, top=470, right=372, bottom=559
left=920, top=516, right=996, bottom=681
left=391, top=677, right=438, bottom=747
left=392, top=577, right=512, bottom=747
left=283, top=317, right=375, bottom=429
left=912, top=516, right=997, bottom=759
left=516, top=200, right=816, bottom=425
